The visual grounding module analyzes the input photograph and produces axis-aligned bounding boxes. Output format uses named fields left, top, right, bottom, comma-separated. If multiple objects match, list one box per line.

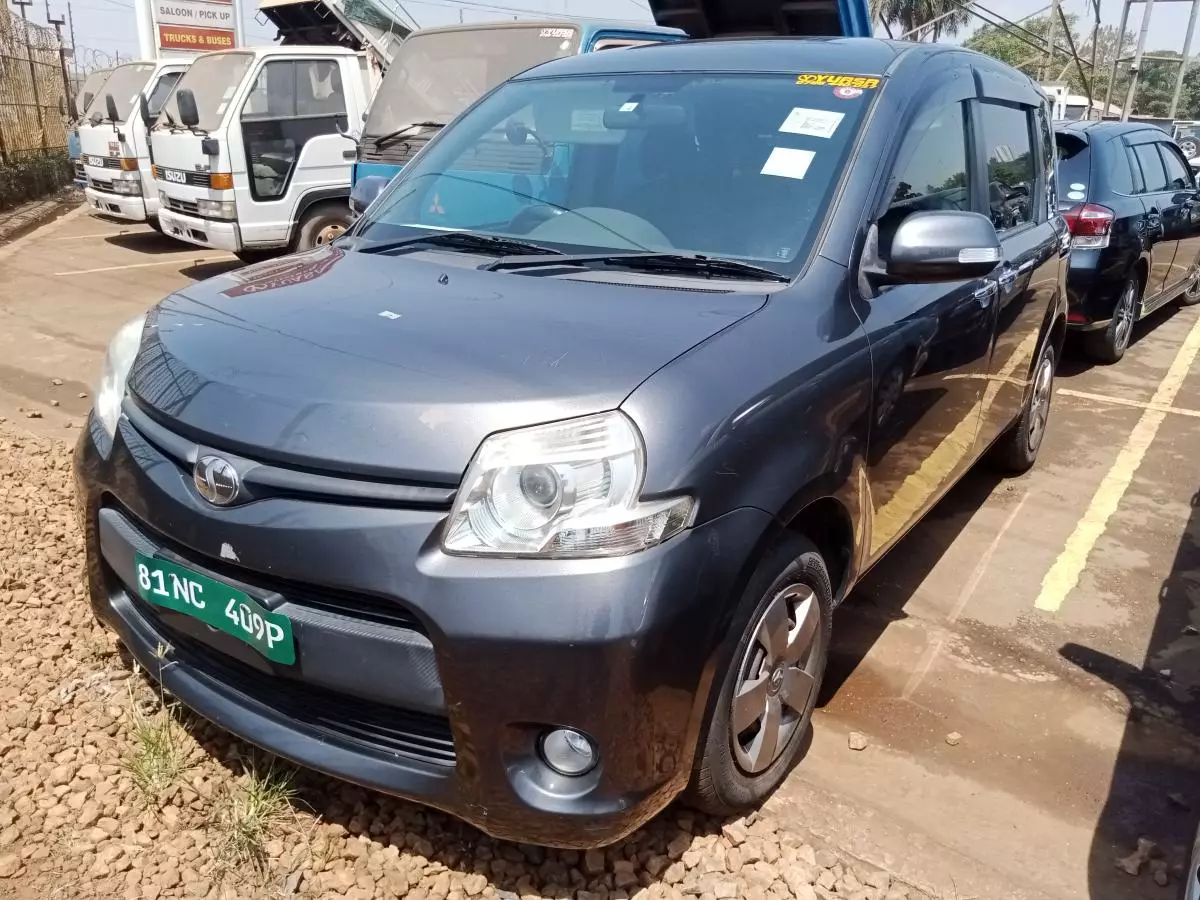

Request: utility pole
left=1169, top=0, right=1200, bottom=118
left=48, top=13, right=71, bottom=118
left=1105, top=0, right=1133, bottom=119
left=12, top=0, right=46, bottom=140
left=1122, top=0, right=1155, bottom=120
left=65, top=1, right=77, bottom=81
left=1042, top=0, right=1060, bottom=81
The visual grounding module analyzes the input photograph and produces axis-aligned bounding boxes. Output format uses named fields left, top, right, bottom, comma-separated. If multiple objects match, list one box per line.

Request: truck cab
left=350, top=19, right=687, bottom=201
left=151, top=46, right=372, bottom=260
left=69, top=68, right=112, bottom=187
left=81, top=59, right=193, bottom=225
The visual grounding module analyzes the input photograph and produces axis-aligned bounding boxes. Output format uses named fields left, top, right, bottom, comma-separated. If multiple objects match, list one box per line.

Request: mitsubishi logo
left=194, top=455, right=240, bottom=506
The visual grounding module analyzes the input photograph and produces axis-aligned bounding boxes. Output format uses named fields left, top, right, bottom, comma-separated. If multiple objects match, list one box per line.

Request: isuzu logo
left=162, top=168, right=186, bottom=183
left=194, top=455, right=240, bottom=506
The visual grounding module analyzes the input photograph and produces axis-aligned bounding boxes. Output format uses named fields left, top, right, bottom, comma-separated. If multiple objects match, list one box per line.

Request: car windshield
left=155, top=52, right=254, bottom=131
left=362, top=25, right=580, bottom=141
left=77, top=68, right=111, bottom=118
left=356, top=71, right=878, bottom=270
left=85, top=62, right=154, bottom=123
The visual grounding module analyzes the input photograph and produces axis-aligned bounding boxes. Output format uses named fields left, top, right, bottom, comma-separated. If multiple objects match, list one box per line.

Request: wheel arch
left=288, top=188, right=352, bottom=246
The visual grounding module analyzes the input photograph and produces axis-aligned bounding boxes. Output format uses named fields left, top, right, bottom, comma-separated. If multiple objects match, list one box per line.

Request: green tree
left=871, top=0, right=971, bottom=41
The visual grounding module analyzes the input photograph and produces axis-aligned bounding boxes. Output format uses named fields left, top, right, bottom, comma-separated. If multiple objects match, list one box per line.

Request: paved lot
left=3, top=208, right=1200, bottom=898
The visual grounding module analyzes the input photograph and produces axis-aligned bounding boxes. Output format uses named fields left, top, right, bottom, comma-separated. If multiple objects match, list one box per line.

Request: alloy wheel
left=1113, top=282, right=1137, bottom=353
left=1185, top=276, right=1200, bottom=303
left=1027, top=353, right=1054, bottom=454
left=315, top=223, right=347, bottom=245
left=729, top=584, right=823, bottom=774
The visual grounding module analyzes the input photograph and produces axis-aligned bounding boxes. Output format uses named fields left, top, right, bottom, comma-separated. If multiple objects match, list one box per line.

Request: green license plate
left=134, top=552, right=296, bottom=665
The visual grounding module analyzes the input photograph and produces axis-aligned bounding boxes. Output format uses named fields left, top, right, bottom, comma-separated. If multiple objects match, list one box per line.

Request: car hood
left=128, top=245, right=767, bottom=483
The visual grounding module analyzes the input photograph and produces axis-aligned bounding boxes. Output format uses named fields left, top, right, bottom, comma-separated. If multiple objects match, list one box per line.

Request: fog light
left=539, top=728, right=597, bottom=776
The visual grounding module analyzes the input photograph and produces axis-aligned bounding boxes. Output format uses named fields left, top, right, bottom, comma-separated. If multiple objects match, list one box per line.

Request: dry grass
left=214, top=755, right=297, bottom=871
left=122, top=684, right=190, bottom=803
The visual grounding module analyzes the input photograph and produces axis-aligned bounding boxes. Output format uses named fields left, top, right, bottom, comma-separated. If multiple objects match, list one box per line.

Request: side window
left=979, top=101, right=1035, bottom=232
left=1107, top=141, right=1135, bottom=194
left=1132, top=142, right=1168, bottom=192
left=147, top=72, right=182, bottom=117
left=1158, top=142, right=1193, bottom=191
left=878, top=99, right=970, bottom=254
left=239, top=59, right=349, bottom=202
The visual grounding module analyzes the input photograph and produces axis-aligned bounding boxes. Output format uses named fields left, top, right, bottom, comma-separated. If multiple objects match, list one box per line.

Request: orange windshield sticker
left=795, top=73, right=881, bottom=90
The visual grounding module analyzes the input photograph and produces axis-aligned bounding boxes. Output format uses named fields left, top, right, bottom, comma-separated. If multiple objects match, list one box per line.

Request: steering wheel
left=509, top=204, right=564, bottom=234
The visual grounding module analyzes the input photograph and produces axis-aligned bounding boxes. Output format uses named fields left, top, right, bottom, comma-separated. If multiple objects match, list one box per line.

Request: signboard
left=154, top=0, right=236, bottom=54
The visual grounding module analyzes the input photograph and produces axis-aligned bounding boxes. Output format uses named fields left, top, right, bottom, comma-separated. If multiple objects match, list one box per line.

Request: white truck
left=80, top=58, right=194, bottom=226
left=150, top=46, right=373, bottom=261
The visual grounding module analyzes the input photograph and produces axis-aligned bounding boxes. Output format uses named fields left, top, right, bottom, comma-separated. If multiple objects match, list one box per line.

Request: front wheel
left=686, top=535, right=833, bottom=816
left=990, top=335, right=1056, bottom=475
left=293, top=203, right=351, bottom=252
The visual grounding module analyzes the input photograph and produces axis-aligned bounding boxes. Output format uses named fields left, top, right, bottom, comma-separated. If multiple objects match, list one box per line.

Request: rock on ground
left=0, top=426, right=933, bottom=899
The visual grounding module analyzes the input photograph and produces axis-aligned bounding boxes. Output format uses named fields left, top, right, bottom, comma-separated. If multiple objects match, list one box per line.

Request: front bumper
left=158, top=207, right=241, bottom=252
left=74, top=410, right=769, bottom=847
left=85, top=186, right=156, bottom=222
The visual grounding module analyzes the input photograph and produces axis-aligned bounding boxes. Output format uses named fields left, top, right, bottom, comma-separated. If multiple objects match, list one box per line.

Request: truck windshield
left=84, top=62, right=154, bottom=123
left=77, top=68, right=111, bottom=118
left=356, top=71, right=877, bottom=271
left=362, top=25, right=580, bottom=143
left=156, top=52, right=253, bottom=131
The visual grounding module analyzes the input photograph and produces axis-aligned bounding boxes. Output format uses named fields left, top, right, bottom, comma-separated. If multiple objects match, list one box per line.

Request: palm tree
left=872, top=0, right=973, bottom=42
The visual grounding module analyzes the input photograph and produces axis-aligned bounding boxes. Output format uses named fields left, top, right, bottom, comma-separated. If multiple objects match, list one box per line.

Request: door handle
left=974, top=282, right=998, bottom=307
left=997, top=266, right=1017, bottom=291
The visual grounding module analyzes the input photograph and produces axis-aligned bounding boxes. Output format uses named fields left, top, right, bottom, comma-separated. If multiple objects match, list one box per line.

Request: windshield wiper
left=372, top=121, right=446, bottom=150
left=486, top=251, right=790, bottom=283
left=356, top=231, right=564, bottom=258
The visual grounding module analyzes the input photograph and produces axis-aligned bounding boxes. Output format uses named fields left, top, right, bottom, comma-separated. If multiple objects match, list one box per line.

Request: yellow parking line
left=1035, top=315, right=1200, bottom=612
left=53, top=256, right=234, bottom=276
left=1057, top=387, right=1200, bottom=419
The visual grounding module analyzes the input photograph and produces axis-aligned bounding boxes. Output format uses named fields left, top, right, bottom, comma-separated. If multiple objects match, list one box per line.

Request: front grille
left=165, top=196, right=199, bottom=215
left=127, top=507, right=429, bottom=635
left=156, top=618, right=456, bottom=766
left=156, top=166, right=211, bottom=187
left=94, top=156, right=121, bottom=170
left=89, top=178, right=114, bottom=192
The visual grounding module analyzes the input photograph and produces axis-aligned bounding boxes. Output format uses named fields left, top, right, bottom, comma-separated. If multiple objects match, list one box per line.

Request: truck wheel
left=990, top=334, right=1056, bottom=475
left=294, top=203, right=351, bottom=252
left=1082, top=275, right=1139, bottom=364
left=686, top=534, right=832, bottom=817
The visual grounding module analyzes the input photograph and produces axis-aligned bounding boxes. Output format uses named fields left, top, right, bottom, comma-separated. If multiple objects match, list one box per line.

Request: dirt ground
left=1, top=208, right=1200, bottom=899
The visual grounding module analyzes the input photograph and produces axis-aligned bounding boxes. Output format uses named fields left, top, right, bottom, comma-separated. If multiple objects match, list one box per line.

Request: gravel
left=0, top=427, right=933, bottom=899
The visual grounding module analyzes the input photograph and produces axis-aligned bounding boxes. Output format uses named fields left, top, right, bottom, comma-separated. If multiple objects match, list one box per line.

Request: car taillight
left=1063, top=202, right=1113, bottom=250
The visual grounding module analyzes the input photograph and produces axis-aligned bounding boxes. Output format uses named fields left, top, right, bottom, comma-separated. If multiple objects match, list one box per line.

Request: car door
left=859, top=84, right=996, bottom=561
left=1155, top=139, right=1200, bottom=295
left=1127, top=132, right=1178, bottom=299
left=974, top=98, right=1064, bottom=447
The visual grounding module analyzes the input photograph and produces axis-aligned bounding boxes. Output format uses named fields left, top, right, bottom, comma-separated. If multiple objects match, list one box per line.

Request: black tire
left=686, top=534, right=833, bottom=817
left=293, top=202, right=351, bottom=252
left=1081, top=275, right=1139, bottom=364
left=1179, top=275, right=1200, bottom=307
left=990, top=332, right=1056, bottom=475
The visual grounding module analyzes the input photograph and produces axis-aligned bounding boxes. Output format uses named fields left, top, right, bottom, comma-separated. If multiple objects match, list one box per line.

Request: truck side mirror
left=138, top=92, right=151, bottom=125
left=177, top=89, right=199, bottom=129
left=105, top=93, right=119, bottom=123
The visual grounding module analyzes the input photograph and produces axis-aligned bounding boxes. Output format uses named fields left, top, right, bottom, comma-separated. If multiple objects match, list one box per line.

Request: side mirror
left=176, top=88, right=199, bottom=129
left=104, top=93, right=119, bottom=123
left=886, top=211, right=1001, bottom=282
left=349, top=175, right=389, bottom=218
left=138, top=92, right=151, bottom=125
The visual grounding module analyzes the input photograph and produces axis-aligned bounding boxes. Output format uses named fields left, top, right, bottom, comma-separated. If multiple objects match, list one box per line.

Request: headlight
left=197, top=198, right=237, bottom=220
left=110, top=177, right=142, bottom=195
left=95, top=314, right=146, bottom=439
left=442, top=411, right=694, bottom=558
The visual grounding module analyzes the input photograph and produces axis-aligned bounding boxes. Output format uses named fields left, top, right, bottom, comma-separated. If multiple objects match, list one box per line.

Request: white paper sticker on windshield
left=761, top=147, right=815, bottom=180
left=571, top=109, right=606, bottom=132
left=619, top=101, right=639, bottom=112
left=779, top=107, right=844, bottom=139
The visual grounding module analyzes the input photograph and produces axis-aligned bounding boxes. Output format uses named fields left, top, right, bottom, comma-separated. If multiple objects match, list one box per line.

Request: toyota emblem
left=194, top=455, right=240, bottom=506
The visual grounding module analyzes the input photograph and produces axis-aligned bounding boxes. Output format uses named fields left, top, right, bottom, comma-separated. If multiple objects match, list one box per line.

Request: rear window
left=1055, top=132, right=1090, bottom=204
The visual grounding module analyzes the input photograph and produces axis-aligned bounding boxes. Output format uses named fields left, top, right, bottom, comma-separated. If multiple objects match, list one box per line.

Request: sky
left=32, top=0, right=1200, bottom=72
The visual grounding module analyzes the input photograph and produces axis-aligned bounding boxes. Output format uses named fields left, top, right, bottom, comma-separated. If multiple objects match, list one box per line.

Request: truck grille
left=164, top=196, right=200, bottom=215
left=154, top=166, right=212, bottom=187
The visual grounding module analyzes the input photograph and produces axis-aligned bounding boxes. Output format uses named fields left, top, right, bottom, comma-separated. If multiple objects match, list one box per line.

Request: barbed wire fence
left=0, top=5, right=72, bottom=211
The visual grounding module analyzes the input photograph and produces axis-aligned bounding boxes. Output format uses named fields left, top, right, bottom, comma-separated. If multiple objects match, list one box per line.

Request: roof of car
left=510, top=36, right=944, bottom=79
left=1054, top=119, right=1162, bottom=138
